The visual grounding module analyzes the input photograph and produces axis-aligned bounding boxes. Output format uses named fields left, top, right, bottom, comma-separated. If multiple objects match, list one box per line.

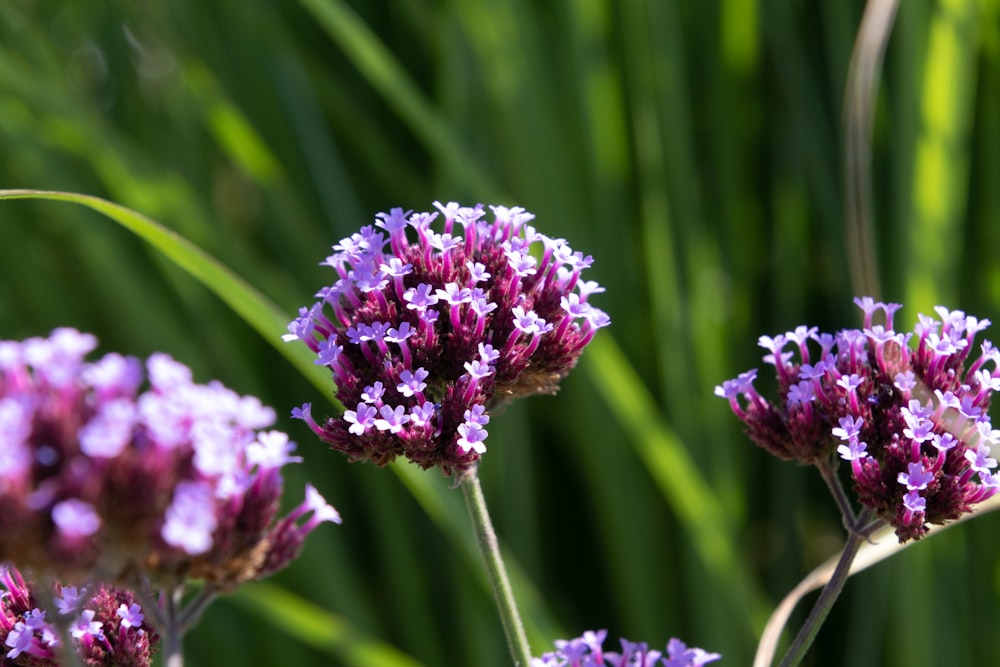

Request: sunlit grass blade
left=232, top=581, right=426, bottom=667
left=0, top=188, right=333, bottom=402
left=902, top=0, right=979, bottom=314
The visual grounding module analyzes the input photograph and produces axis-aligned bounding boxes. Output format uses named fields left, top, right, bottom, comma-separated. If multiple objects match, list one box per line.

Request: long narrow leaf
left=0, top=188, right=332, bottom=400
left=233, top=582, right=426, bottom=667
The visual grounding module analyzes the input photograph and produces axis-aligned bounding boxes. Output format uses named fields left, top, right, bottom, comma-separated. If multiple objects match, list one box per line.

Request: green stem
left=163, top=587, right=185, bottom=667
left=132, top=580, right=216, bottom=667
left=816, top=457, right=857, bottom=530
left=460, top=465, right=532, bottom=667
left=776, top=508, right=873, bottom=667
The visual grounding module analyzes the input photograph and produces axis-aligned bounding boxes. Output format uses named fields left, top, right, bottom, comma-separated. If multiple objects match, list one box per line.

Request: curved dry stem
left=843, top=0, right=901, bottom=299
left=754, top=495, right=1000, bottom=666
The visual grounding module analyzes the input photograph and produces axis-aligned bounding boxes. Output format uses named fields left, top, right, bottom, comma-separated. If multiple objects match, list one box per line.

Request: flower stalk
left=461, top=466, right=532, bottom=667
left=777, top=508, right=873, bottom=667
left=163, top=588, right=185, bottom=667
left=816, top=457, right=858, bottom=533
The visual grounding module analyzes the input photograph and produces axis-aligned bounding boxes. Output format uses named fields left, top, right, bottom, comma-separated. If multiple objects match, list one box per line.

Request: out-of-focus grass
left=1, top=1, right=998, bottom=665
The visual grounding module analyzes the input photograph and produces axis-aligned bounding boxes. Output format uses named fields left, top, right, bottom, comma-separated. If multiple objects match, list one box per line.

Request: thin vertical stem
left=460, top=465, right=532, bottom=667
left=163, top=587, right=185, bottom=667
left=816, top=457, right=857, bottom=530
left=131, top=579, right=214, bottom=667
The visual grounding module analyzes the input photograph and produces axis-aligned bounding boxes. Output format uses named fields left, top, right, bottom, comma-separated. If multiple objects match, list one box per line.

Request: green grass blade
left=296, top=0, right=500, bottom=197
left=0, top=188, right=334, bottom=403
left=232, top=581, right=426, bottom=667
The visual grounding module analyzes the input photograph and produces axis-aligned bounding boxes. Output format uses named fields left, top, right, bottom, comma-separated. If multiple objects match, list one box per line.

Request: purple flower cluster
left=716, top=298, right=1000, bottom=541
left=286, top=202, right=610, bottom=475
left=532, top=629, right=721, bottom=667
left=0, top=566, right=157, bottom=666
left=0, top=328, right=340, bottom=588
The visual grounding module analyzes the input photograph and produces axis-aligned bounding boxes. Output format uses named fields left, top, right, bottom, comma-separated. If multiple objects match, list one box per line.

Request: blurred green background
left=1, top=0, right=999, bottom=665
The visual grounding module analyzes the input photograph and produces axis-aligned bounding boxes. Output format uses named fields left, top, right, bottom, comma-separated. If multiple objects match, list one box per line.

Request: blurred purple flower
left=0, top=565, right=158, bottom=666
left=0, top=328, right=339, bottom=589
left=532, top=629, right=720, bottom=667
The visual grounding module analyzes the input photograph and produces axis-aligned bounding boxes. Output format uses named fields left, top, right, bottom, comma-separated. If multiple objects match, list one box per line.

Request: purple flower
left=0, top=567, right=158, bottom=665
left=5, top=622, right=35, bottom=660
left=397, top=368, right=430, bottom=397
left=55, top=585, right=85, bottom=615
left=161, top=480, right=218, bottom=555
left=247, top=431, right=303, bottom=470
left=457, top=421, right=489, bottom=454
left=403, top=283, right=439, bottom=311
left=0, top=329, right=339, bottom=590
left=903, top=490, right=926, bottom=514
left=897, top=462, right=934, bottom=491
left=289, top=204, right=609, bottom=475
left=533, top=630, right=720, bottom=667
left=374, top=405, right=410, bottom=433
left=51, top=499, right=102, bottom=539
left=664, top=638, right=723, bottom=667
left=117, top=603, right=144, bottom=629
left=69, top=609, right=103, bottom=640
left=965, top=444, right=998, bottom=474
left=837, top=438, right=869, bottom=462
left=717, top=297, right=1000, bottom=542
left=831, top=416, right=864, bottom=443
left=344, top=402, right=378, bottom=435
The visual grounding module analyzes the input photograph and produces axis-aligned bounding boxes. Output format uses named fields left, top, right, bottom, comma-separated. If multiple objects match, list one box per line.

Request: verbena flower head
left=0, top=565, right=158, bottom=666
left=286, top=202, right=610, bottom=475
left=531, top=629, right=721, bottom=667
left=715, top=297, right=1000, bottom=541
left=0, top=329, right=340, bottom=589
